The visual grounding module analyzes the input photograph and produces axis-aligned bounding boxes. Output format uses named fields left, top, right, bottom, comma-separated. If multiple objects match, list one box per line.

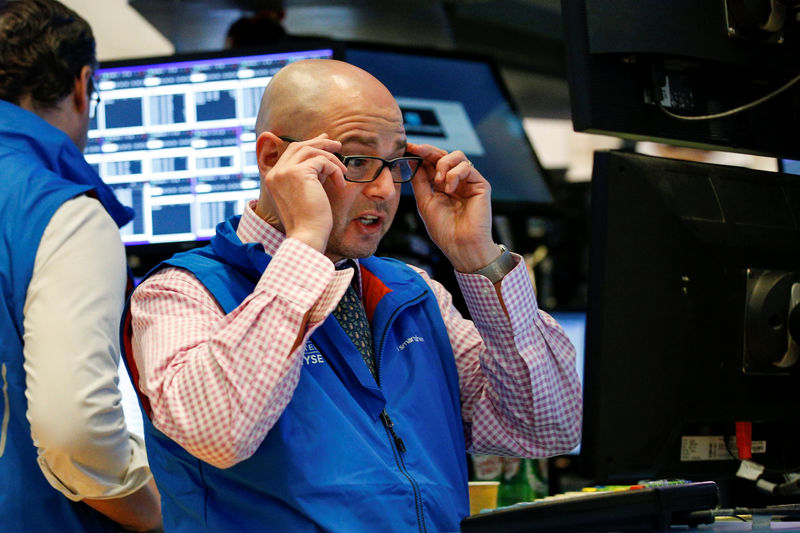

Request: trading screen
left=85, top=48, right=335, bottom=245
left=345, top=45, right=553, bottom=208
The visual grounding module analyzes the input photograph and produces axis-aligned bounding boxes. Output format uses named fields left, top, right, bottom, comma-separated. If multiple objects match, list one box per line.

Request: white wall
left=61, top=0, right=174, bottom=61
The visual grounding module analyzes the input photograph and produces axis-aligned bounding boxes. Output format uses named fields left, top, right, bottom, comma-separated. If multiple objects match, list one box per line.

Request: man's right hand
left=259, top=133, right=346, bottom=254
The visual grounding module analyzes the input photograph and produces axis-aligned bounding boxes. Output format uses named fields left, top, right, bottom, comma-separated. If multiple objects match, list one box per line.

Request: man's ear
left=256, top=131, right=282, bottom=175
left=72, top=64, right=92, bottom=115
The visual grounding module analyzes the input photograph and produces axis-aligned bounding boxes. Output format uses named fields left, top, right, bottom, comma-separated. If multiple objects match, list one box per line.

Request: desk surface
left=683, top=521, right=800, bottom=532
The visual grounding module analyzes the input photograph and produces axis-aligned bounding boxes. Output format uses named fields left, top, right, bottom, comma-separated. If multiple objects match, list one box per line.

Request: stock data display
left=85, top=48, right=334, bottom=245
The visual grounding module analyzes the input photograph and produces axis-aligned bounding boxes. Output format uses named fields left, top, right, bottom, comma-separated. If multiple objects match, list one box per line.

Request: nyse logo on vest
left=303, top=341, right=326, bottom=365
left=397, top=335, right=424, bottom=351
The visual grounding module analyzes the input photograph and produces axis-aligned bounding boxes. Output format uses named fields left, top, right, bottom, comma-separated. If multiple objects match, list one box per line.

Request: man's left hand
left=407, top=142, right=499, bottom=273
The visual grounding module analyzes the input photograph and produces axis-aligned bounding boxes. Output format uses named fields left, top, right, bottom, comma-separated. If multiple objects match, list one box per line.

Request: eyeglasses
left=278, top=136, right=423, bottom=184
left=88, top=78, right=101, bottom=119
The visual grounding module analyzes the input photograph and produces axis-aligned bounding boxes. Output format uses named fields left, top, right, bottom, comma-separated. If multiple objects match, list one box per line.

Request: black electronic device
left=580, top=150, right=800, bottom=503
left=344, top=42, right=554, bottom=214
left=460, top=481, right=719, bottom=533
left=85, top=44, right=339, bottom=275
left=561, top=0, right=800, bottom=159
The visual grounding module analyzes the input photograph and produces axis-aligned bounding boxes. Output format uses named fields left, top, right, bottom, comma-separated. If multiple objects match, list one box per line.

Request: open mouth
left=358, top=215, right=380, bottom=226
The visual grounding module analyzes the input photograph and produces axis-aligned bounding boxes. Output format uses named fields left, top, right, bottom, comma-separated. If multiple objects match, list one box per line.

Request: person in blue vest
left=0, top=1, right=162, bottom=531
left=125, top=58, right=582, bottom=532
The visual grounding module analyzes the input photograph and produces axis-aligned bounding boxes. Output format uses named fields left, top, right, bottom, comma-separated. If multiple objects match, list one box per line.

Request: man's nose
left=362, top=165, right=398, bottom=199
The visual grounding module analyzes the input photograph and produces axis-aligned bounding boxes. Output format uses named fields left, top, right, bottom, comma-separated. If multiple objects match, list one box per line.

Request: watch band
left=472, top=244, right=515, bottom=284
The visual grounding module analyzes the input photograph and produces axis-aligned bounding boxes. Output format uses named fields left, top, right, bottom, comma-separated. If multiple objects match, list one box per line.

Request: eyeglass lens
left=343, top=156, right=420, bottom=183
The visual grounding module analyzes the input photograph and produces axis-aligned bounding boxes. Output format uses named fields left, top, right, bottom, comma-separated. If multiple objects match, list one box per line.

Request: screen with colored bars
left=85, top=47, right=335, bottom=247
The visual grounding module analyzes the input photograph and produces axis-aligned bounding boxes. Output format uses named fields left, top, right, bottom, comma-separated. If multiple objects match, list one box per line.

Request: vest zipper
left=379, top=410, right=406, bottom=453
left=0, top=364, right=8, bottom=458
left=380, top=409, right=427, bottom=532
left=375, top=292, right=426, bottom=385
left=375, top=291, right=428, bottom=531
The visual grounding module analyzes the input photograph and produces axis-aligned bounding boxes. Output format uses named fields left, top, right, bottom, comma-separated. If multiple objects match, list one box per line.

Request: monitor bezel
left=561, top=0, right=800, bottom=160
left=342, top=40, right=559, bottom=217
left=580, top=149, right=800, bottom=500
left=96, top=40, right=344, bottom=75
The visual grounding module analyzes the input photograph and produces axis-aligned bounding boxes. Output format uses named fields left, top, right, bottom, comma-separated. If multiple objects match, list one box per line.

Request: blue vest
left=0, top=101, right=133, bottom=532
left=125, top=216, right=470, bottom=532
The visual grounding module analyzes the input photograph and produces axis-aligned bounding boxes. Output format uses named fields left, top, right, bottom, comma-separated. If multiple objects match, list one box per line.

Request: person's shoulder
left=0, top=141, right=59, bottom=183
left=50, top=194, right=120, bottom=235
left=147, top=245, right=222, bottom=283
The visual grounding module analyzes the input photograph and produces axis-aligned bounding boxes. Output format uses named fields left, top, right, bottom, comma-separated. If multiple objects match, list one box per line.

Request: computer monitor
left=780, top=158, right=800, bottom=176
left=344, top=43, right=554, bottom=213
left=549, top=310, right=586, bottom=455
left=561, top=0, right=800, bottom=159
left=85, top=45, right=337, bottom=274
left=581, top=150, right=800, bottom=504
left=549, top=310, right=586, bottom=393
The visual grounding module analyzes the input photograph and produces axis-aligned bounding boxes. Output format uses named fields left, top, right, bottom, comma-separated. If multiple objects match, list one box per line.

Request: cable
left=710, top=504, right=800, bottom=519
left=773, top=477, right=800, bottom=496
left=683, top=505, right=800, bottom=525
left=658, top=72, right=800, bottom=121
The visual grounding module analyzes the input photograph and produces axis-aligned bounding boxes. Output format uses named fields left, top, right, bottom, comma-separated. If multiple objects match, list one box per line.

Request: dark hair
left=0, top=0, right=96, bottom=107
left=225, top=8, right=287, bottom=49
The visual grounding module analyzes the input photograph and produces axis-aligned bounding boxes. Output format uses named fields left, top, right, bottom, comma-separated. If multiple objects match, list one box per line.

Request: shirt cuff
left=38, top=434, right=153, bottom=502
left=456, top=255, right=539, bottom=333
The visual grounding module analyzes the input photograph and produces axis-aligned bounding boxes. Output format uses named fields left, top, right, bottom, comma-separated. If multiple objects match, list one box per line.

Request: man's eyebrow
left=338, top=134, right=377, bottom=147
left=338, top=135, right=408, bottom=153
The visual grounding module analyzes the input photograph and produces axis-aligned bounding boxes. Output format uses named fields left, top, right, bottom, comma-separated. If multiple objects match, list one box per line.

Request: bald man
left=125, top=59, right=582, bottom=532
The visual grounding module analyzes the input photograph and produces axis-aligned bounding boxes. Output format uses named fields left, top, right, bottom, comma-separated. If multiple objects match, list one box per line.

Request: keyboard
left=460, top=481, right=719, bottom=532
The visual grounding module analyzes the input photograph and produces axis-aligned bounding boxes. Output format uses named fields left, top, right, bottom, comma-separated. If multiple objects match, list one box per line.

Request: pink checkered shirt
left=130, top=201, right=582, bottom=468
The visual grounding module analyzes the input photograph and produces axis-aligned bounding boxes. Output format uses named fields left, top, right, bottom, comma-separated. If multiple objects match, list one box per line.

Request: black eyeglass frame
left=278, top=135, right=423, bottom=184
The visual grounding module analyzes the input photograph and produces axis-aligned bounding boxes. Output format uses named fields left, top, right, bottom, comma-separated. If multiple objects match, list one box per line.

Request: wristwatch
left=472, top=244, right=515, bottom=284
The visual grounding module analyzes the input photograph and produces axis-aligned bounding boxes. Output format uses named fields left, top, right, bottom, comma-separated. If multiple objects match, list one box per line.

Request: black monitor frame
left=343, top=40, right=557, bottom=217
left=561, top=0, right=800, bottom=159
left=581, top=150, right=800, bottom=503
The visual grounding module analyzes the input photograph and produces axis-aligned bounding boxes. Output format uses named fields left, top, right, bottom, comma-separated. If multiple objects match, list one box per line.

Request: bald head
left=255, top=59, right=399, bottom=137
left=252, top=58, right=408, bottom=262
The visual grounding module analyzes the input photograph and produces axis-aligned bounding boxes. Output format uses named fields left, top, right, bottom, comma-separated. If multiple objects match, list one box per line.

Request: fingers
left=281, top=133, right=339, bottom=157
left=407, top=143, right=442, bottom=202
left=436, top=157, right=474, bottom=194
left=279, top=134, right=347, bottom=188
left=407, top=142, right=447, bottom=161
left=408, top=143, right=480, bottom=195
